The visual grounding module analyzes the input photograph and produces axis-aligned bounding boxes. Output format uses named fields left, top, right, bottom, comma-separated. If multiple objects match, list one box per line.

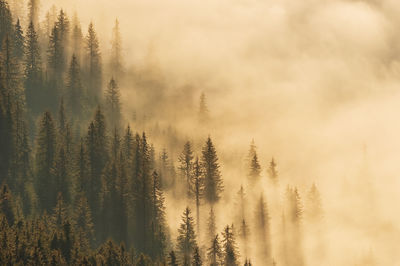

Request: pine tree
left=248, top=153, right=261, bottom=184
left=71, top=13, right=83, bottom=62
left=0, top=0, right=13, bottom=48
left=110, top=19, right=123, bottom=79
left=192, top=247, right=202, bottom=266
left=254, top=194, right=271, bottom=264
left=85, top=107, right=108, bottom=229
left=192, top=157, right=204, bottom=236
left=72, top=193, right=94, bottom=253
left=201, top=137, right=223, bottom=204
left=150, top=171, right=167, bottom=260
left=52, top=146, right=71, bottom=205
left=222, top=225, right=239, bottom=266
left=85, top=22, right=102, bottom=104
left=24, top=21, right=42, bottom=116
left=267, top=158, right=278, bottom=186
left=178, top=141, right=194, bottom=199
left=66, top=54, right=84, bottom=119
left=306, top=183, right=323, bottom=222
left=207, top=207, right=216, bottom=244
left=35, top=111, right=57, bottom=212
left=104, top=77, right=121, bottom=129
left=207, top=234, right=222, bottom=266
left=177, top=207, right=197, bottom=266
left=13, top=19, right=24, bottom=62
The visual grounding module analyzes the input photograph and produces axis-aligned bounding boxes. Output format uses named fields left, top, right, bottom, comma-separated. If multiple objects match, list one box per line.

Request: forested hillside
left=0, top=0, right=395, bottom=265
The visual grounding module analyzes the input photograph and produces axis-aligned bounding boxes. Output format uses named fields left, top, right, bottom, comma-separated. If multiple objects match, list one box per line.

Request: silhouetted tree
left=177, top=207, right=197, bottom=266
left=201, top=137, right=223, bottom=204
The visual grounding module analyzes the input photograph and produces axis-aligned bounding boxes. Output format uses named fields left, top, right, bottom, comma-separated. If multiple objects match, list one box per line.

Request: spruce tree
left=222, top=225, right=239, bottom=266
left=24, top=21, right=42, bottom=116
left=267, top=158, right=278, bottom=186
left=0, top=0, right=13, bottom=49
left=110, top=19, right=123, bottom=80
left=178, top=141, right=194, bottom=199
left=207, top=234, right=222, bottom=266
left=207, top=207, right=216, bottom=244
left=85, top=22, right=102, bottom=105
left=177, top=207, right=197, bottom=266
left=306, top=183, right=323, bottom=222
left=72, top=193, right=94, bottom=253
left=192, top=157, right=204, bottom=236
left=192, top=247, right=202, bottom=266
left=201, top=137, right=223, bottom=204
left=35, top=111, right=57, bottom=212
left=66, top=54, right=84, bottom=119
left=255, top=194, right=271, bottom=264
left=71, top=13, right=83, bottom=62
left=104, top=77, right=121, bottom=130
left=13, top=19, right=24, bottom=62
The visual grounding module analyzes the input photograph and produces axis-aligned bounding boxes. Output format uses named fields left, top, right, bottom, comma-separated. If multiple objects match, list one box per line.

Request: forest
left=0, top=0, right=397, bottom=265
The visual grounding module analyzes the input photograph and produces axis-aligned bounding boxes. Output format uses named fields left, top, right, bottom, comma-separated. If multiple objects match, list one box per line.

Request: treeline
left=0, top=0, right=327, bottom=265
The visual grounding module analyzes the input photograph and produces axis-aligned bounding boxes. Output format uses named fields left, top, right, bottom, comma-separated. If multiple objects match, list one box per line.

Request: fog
left=16, top=0, right=400, bottom=264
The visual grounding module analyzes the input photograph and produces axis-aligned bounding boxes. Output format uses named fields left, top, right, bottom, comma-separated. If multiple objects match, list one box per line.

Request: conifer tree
left=306, top=183, right=323, bottom=222
left=267, top=158, right=278, bottom=186
left=207, top=234, right=222, bottom=266
left=110, top=19, right=123, bottom=79
left=239, top=219, right=250, bottom=260
left=177, top=207, right=197, bottom=266
left=207, top=207, right=217, bottom=244
left=24, top=21, right=42, bottom=115
left=192, top=157, right=204, bottom=236
left=71, top=13, right=83, bottom=62
left=201, top=137, right=223, bottom=204
left=178, top=141, right=194, bottom=199
left=104, top=77, right=121, bottom=129
left=52, top=146, right=71, bottom=205
left=222, top=225, right=239, bottom=266
left=254, top=194, right=271, bottom=264
left=13, top=19, right=24, bottom=62
left=86, top=108, right=109, bottom=220
left=85, top=22, right=102, bottom=104
left=193, top=247, right=202, bottom=266
left=66, top=54, right=84, bottom=119
left=72, top=193, right=94, bottom=253
left=35, top=111, right=57, bottom=212
left=0, top=0, right=13, bottom=48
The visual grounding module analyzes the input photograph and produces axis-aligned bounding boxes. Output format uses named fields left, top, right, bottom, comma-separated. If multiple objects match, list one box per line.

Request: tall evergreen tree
left=85, top=107, right=108, bottom=231
left=0, top=184, right=15, bottom=226
left=24, top=21, right=42, bottom=116
left=192, top=247, right=202, bottom=266
left=267, top=158, right=278, bottom=186
left=66, top=54, right=84, bottom=119
left=110, top=19, right=123, bottom=79
left=0, top=0, right=13, bottom=49
left=104, top=77, right=121, bottom=130
left=178, top=141, right=194, bottom=199
left=306, top=183, right=323, bottom=222
left=71, top=13, right=83, bottom=62
left=207, top=207, right=217, bottom=244
left=168, top=250, right=179, bottom=266
left=35, top=111, right=57, bottom=212
left=177, top=207, right=197, bottom=266
left=207, top=234, right=222, bottom=266
left=254, top=194, right=271, bottom=264
left=85, top=22, right=102, bottom=105
left=13, top=19, right=24, bottom=62
left=222, top=225, right=239, bottom=266
left=201, top=137, right=223, bottom=204
left=72, top=193, right=94, bottom=253
left=192, top=157, right=204, bottom=236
